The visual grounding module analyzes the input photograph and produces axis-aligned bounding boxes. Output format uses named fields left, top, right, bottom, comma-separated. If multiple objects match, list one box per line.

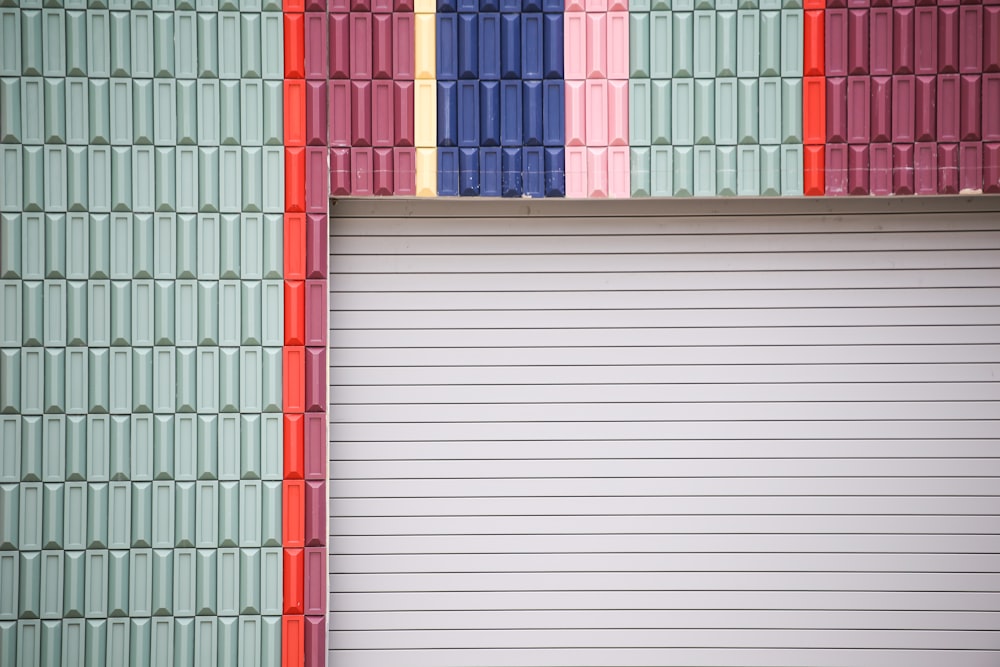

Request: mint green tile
left=261, top=82, right=282, bottom=147
left=260, top=415, right=281, bottom=480
left=629, top=14, right=650, bottom=78
left=259, top=617, right=279, bottom=667
left=760, top=144, right=781, bottom=195
left=240, top=349, right=261, bottom=413
left=82, top=551, right=108, bottom=618
left=760, top=10, right=780, bottom=75
left=218, top=13, right=241, bottom=79
left=41, top=415, right=63, bottom=480
left=176, top=348, right=196, bottom=413
left=176, top=216, right=197, bottom=279
left=715, top=10, right=735, bottom=76
left=174, top=549, right=196, bottom=616
left=66, top=417, right=87, bottom=481
left=693, top=11, right=715, bottom=77
left=22, top=349, right=44, bottom=413
left=153, top=415, right=174, bottom=480
left=670, top=12, right=692, bottom=77
left=261, top=347, right=281, bottom=413
left=175, top=481, right=196, bottom=547
left=88, top=146, right=111, bottom=212
left=197, top=415, right=218, bottom=480
left=110, top=147, right=131, bottom=211
left=153, top=282, right=175, bottom=347
left=154, top=147, right=175, bottom=212
left=41, top=482, right=64, bottom=548
left=131, top=279, right=153, bottom=346
left=259, top=548, right=280, bottom=614
left=259, top=481, right=280, bottom=548
left=107, top=482, right=130, bottom=548
left=196, top=481, right=218, bottom=547
left=261, top=14, right=282, bottom=79
left=88, top=79, right=110, bottom=145
left=218, top=617, right=238, bottom=667
left=219, top=281, right=240, bottom=346
left=88, top=348, right=109, bottom=412
left=239, top=480, right=261, bottom=545
left=108, top=11, right=130, bottom=76
left=16, top=619, right=41, bottom=666
left=0, top=350, right=18, bottom=414
left=650, top=80, right=671, bottom=145
left=262, top=150, right=284, bottom=212
left=175, top=416, right=198, bottom=480
left=130, top=619, right=151, bottom=665
left=715, top=78, right=737, bottom=145
left=219, top=149, right=241, bottom=213
left=737, top=78, right=758, bottom=145
left=175, top=281, right=197, bottom=347
left=0, top=79, right=19, bottom=144
left=109, top=81, right=131, bottom=145
left=108, top=348, right=131, bottom=413
left=65, top=349, right=87, bottom=414
left=151, top=549, right=173, bottom=615
left=21, top=80, right=43, bottom=145
left=759, top=77, right=780, bottom=144
left=737, top=10, right=759, bottom=77
left=131, top=414, right=154, bottom=479
left=21, top=214, right=44, bottom=279
left=241, top=282, right=262, bottom=345
left=153, top=82, right=176, bottom=147
left=782, top=78, right=802, bottom=143
left=22, top=281, right=43, bottom=346
left=152, top=12, right=173, bottom=77
left=131, top=483, right=153, bottom=548
left=781, top=0, right=800, bottom=8
left=43, top=349, right=66, bottom=414
left=260, top=280, right=282, bottom=345
left=717, top=0, right=736, bottom=9
left=177, top=148, right=198, bottom=213
left=132, top=81, right=154, bottom=147
left=0, top=417, right=19, bottom=480
left=241, top=81, right=263, bottom=146
left=44, top=78, right=66, bottom=143
left=0, top=552, right=16, bottom=616
left=175, top=12, right=196, bottom=78
left=174, top=618, right=194, bottom=665
left=0, top=215, right=20, bottom=278
left=65, top=79, right=88, bottom=146
left=260, top=215, right=281, bottom=278
left=781, top=10, right=802, bottom=76
left=21, top=9, right=44, bottom=76
left=176, top=79, right=197, bottom=145
left=18, top=550, right=42, bottom=617
left=43, top=280, right=66, bottom=346
left=87, top=482, right=109, bottom=548
left=86, top=415, right=110, bottom=480
left=150, top=618, right=174, bottom=667
left=693, top=79, right=714, bottom=145
left=781, top=143, right=803, bottom=195
left=44, top=147, right=68, bottom=211
left=219, top=80, right=240, bottom=145
left=629, top=80, right=651, bottom=146
left=218, top=481, right=239, bottom=546
left=23, top=147, right=44, bottom=212
left=197, top=81, right=220, bottom=146
left=107, top=619, right=129, bottom=664
left=195, top=549, right=216, bottom=615
left=107, top=416, right=130, bottom=480
left=649, top=12, right=671, bottom=78
left=194, top=618, right=217, bottom=667
left=0, top=10, right=21, bottom=76
left=217, top=548, right=239, bottom=616
left=671, top=79, right=693, bottom=145
left=133, top=147, right=154, bottom=211
left=241, top=149, right=262, bottom=213
left=39, top=620, right=60, bottom=665
left=239, top=551, right=260, bottom=615
left=39, top=552, right=63, bottom=619
left=672, top=146, right=693, bottom=196
left=130, top=11, right=153, bottom=77
left=196, top=348, right=219, bottom=413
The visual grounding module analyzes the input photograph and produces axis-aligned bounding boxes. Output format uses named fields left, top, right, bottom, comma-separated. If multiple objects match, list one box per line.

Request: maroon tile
left=329, top=80, right=352, bottom=147
left=304, top=552, right=327, bottom=616
left=892, top=75, right=915, bottom=142
left=847, top=76, right=871, bottom=143
left=892, top=143, right=915, bottom=194
left=305, top=280, right=327, bottom=345
left=306, top=80, right=328, bottom=146
left=871, top=76, right=892, bottom=142
left=869, top=143, right=892, bottom=194
left=373, top=13, right=393, bottom=79
left=394, top=80, right=415, bottom=147
left=305, top=214, right=327, bottom=279
left=394, top=148, right=416, bottom=195
left=304, top=13, right=328, bottom=79
left=938, top=7, right=959, bottom=74
left=848, top=0, right=869, bottom=8
left=828, top=0, right=847, bottom=7
left=826, top=143, right=849, bottom=194
left=913, top=0, right=934, bottom=5
left=372, top=80, right=395, bottom=147
left=305, top=347, right=327, bottom=411
left=937, top=142, right=960, bottom=193
left=914, top=75, right=936, bottom=141
left=872, top=0, right=890, bottom=7
left=329, top=0, right=349, bottom=11
left=936, top=74, right=960, bottom=142
left=827, top=77, right=848, bottom=142
left=304, top=413, right=326, bottom=480
left=306, top=0, right=325, bottom=10
left=305, top=147, right=328, bottom=212
left=373, top=0, right=393, bottom=10
left=352, top=0, right=370, bottom=10
left=893, top=8, right=913, bottom=74
left=304, top=614, right=325, bottom=667
left=985, top=74, right=1000, bottom=140
left=870, top=9, right=893, bottom=75
left=913, top=141, right=937, bottom=193
left=305, top=480, right=326, bottom=545
left=329, top=13, right=350, bottom=79
left=985, top=143, right=1000, bottom=193
left=350, top=13, right=373, bottom=78
left=826, top=10, right=848, bottom=77
left=986, top=7, right=1000, bottom=73
left=848, top=10, right=870, bottom=75
left=393, top=14, right=415, bottom=79
left=893, top=0, right=913, bottom=5
left=913, top=8, right=937, bottom=74
left=959, top=141, right=984, bottom=191
left=959, top=6, right=983, bottom=74
left=373, top=147, right=394, bottom=195
left=330, top=147, right=351, bottom=195
left=351, top=147, right=374, bottom=195
left=351, top=80, right=372, bottom=147
left=394, top=0, right=414, bottom=10
left=848, top=145, right=870, bottom=194
left=960, top=74, right=982, bottom=141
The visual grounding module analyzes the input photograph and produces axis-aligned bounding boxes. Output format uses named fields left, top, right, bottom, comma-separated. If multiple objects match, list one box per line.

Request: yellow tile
left=414, top=0, right=436, bottom=13
left=416, top=148, right=438, bottom=197
left=414, top=13, right=437, bottom=80
left=414, top=79, right=437, bottom=148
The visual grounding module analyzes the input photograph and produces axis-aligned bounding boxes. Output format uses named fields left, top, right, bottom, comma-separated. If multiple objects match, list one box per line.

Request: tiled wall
left=0, top=1, right=289, bottom=664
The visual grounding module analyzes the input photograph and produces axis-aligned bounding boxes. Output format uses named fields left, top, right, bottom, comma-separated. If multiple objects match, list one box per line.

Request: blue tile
left=437, top=14, right=458, bottom=80
left=479, top=14, right=501, bottom=79
left=457, top=0, right=478, bottom=11
left=457, top=14, right=478, bottom=79
left=480, top=0, right=500, bottom=10
left=500, top=80, right=522, bottom=146
left=542, top=80, right=565, bottom=146
left=542, top=0, right=563, bottom=10
left=544, top=147, right=565, bottom=196
left=501, top=147, right=522, bottom=196
left=438, top=0, right=457, bottom=11
left=438, top=148, right=460, bottom=196
left=523, top=146, right=545, bottom=197
left=458, top=148, right=480, bottom=196
left=437, top=81, right=458, bottom=147
left=500, top=0, right=520, bottom=10
left=480, top=147, right=502, bottom=196
left=480, top=80, right=501, bottom=146
left=457, top=81, right=480, bottom=147
left=543, top=13, right=564, bottom=79
left=500, top=14, right=521, bottom=79
left=522, top=80, right=544, bottom=146
left=521, top=13, right=544, bottom=79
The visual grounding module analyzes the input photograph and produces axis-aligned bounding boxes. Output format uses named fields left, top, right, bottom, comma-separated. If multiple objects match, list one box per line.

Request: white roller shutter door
left=327, top=198, right=1000, bottom=667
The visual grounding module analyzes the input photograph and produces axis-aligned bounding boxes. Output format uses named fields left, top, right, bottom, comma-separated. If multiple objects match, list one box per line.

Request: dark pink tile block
left=826, top=10, right=848, bottom=77
left=872, top=0, right=890, bottom=8
left=329, top=80, right=351, bottom=147
left=914, top=142, right=938, bottom=193
left=960, top=141, right=984, bottom=191
left=305, top=280, right=328, bottom=346
left=306, top=147, right=328, bottom=212
left=306, top=80, right=328, bottom=146
left=372, top=81, right=395, bottom=147
left=329, top=0, right=349, bottom=10
left=305, top=347, right=327, bottom=411
left=938, top=142, right=960, bottom=193
left=306, top=0, right=325, bottom=10
left=827, top=77, right=848, bottom=142
left=394, top=0, right=414, bottom=10
left=351, top=80, right=372, bottom=147
left=848, top=145, right=870, bottom=194
left=304, top=551, right=327, bottom=616
left=893, top=143, right=915, bottom=194
left=329, top=13, right=350, bottom=79
left=305, top=481, right=326, bottom=546
left=826, top=143, right=849, bottom=194
left=938, top=0, right=958, bottom=6
left=985, top=74, right=1000, bottom=140
left=893, top=8, right=914, bottom=74
left=848, top=10, right=870, bottom=75
left=304, top=616, right=325, bottom=667
left=938, top=7, right=959, bottom=74
left=847, top=76, right=871, bottom=143
left=330, top=147, right=351, bottom=195
left=914, top=0, right=934, bottom=5
left=914, top=75, right=936, bottom=141
left=351, top=147, right=374, bottom=195
left=869, top=143, right=893, bottom=194
left=350, top=13, right=373, bottom=78
left=986, top=7, right=1000, bottom=73
left=304, top=413, right=326, bottom=480
left=351, top=0, right=370, bottom=10
left=829, top=0, right=847, bottom=8
left=394, top=81, right=415, bottom=147
left=870, top=9, right=893, bottom=75
left=393, top=14, right=415, bottom=79
left=373, top=14, right=393, bottom=79
left=914, top=8, right=937, bottom=74
left=937, top=74, right=960, bottom=142
left=959, top=6, right=983, bottom=74
left=305, top=13, right=328, bottom=79
left=871, top=76, right=892, bottom=142
left=893, top=75, right=915, bottom=142
left=848, top=0, right=869, bottom=8
left=960, top=75, right=982, bottom=141
left=373, top=0, right=393, bottom=10
left=984, top=143, right=1000, bottom=192
left=394, top=147, right=416, bottom=195
left=373, top=147, right=394, bottom=195
left=893, top=0, right=913, bottom=5
left=306, top=214, right=327, bottom=279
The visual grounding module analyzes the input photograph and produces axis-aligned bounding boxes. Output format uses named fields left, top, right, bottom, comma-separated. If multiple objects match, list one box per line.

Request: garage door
left=327, top=198, right=1000, bottom=667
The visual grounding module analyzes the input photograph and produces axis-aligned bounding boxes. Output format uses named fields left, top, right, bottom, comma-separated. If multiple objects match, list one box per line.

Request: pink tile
left=871, top=76, right=892, bottom=142
left=848, top=145, right=869, bottom=194
left=393, top=14, right=415, bottom=79
left=586, top=0, right=606, bottom=10
left=892, top=75, right=914, bottom=142
left=870, top=9, right=893, bottom=75
left=305, top=280, right=327, bottom=346
left=329, top=13, right=350, bottom=79
left=304, top=413, right=326, bottom=480
left=394, top=0, right=414, bottom=10
left=985, top=143, right=1000, bottom=193
left=372, top=14, right=393, bottom=80
left=607, top=12, right=629, bottom=80
left=892, top=143, right=915, bottom=194
left=351, top=80, right=372, bottom=147
left=566, top=0, right=585, bottom=11
left=351, top=147, right=374, bottom=195
left=913, top=141, right=937, bottom=193
left=848, top=0, right=869, bottom=8
left=607, top=80, right=628, bottom=146
left=565, top=146, right=588, bottom=197
left=351, top=0, right=370, bottom=11
left=587, top=147, right=609, bottom=197
left=914, top=75, right=936, bottom=141
left=393, top=81, right=414, bottom=147
left=825, top=143, right=849, bottom=194
left=959, top=141, right=983, bottom=191
left=586, top=13, right=607, bottom=78
left=329, top=80, right=352, bottom=146
left=608, top=146, right=630, bottom=198
left=304, top=550, right=326, bottom=615
left=959, top=6, right=982, bottom=74
left=329, top=0, right=349, bottom=11
left=565, top=13, right=587, bottom=80
left=913, top=8, right=937, bottom=74
left=306, top=0, right=325, bottom=10
left=826, top=77, right=848, bottom=142
left=937, top=142, right=960, bottom=193
left=305, top=481, right=326, bottom=546
left=608, top=0, right=627, bottom=9
left=305, top=147, right=328, bottom=212
left=373, top=147, right=394, bottom=195
left=306, top=80, right=328, bottom=146
left=305, top=347, right=327, bottom=412
left=565, top=80, right=586, bottom=146
left=893, top=8, right=913, bottom=74
left=372, top=0, right=392, bottom=10
left=848, top=10, right=870, bottom=75
left=938, top=7, right=959, bottom=74
left=306, top=214, right=327, bottom=279
left=847, top=76, right=870, bottom=143
left=393, top=148, right=416, bottom=195
left=960, top=74, right=982, bottom=141
left=586, top=79, right=608, bottom=146
left=986, top=7, right=1000, bottom=73
left=330, top=147, right=351, bottom=195
left=826, top=9, right=848, bottom=77
left=869, top=143, right=893, bottom=194
left=936, top=74, right=960, bottom=143
left=305, top=13, right=328, bottom=79
left=304, top=615, right=325, bottom=667
left=372, top=80, right=395, bottom=147
left=985, top=74, right=1000, bottom=140
left=350, top=13, right=373, bottom=79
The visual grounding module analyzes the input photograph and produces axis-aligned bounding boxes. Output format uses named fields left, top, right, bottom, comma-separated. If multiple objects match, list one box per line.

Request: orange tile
left=284, top=14, right=305, bottom=79
left=284, top=414, right=305, bottom=480
left=283, top=484, right=306, bottom=549
left=284, top=281, right=305, bottom=346
left=804, top=145, right=825, bottom=196
left=284, top=213, right=306, bottom=280
left=284, top=80, right=306, bottom=147
left=283, top=346, right=306, bottom=413
left=285, top=147, right=306, bottom=212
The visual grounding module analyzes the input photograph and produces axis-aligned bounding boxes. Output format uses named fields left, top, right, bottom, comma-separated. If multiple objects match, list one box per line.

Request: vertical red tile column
left=986, top=4, right=1000, bottom=193
left=803, top=0, right=826, bottom=195
left=284, top=0, right=308, bottom=663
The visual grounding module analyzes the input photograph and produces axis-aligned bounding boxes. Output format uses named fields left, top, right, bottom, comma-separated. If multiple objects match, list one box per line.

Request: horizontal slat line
left=333, top=230, right=1000, bottom=239
left=328, top=400, right=1000, bottom=404
left=331, top=627, right=1000, bottom=632
left=331, top=286, right=1000, bottom=293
